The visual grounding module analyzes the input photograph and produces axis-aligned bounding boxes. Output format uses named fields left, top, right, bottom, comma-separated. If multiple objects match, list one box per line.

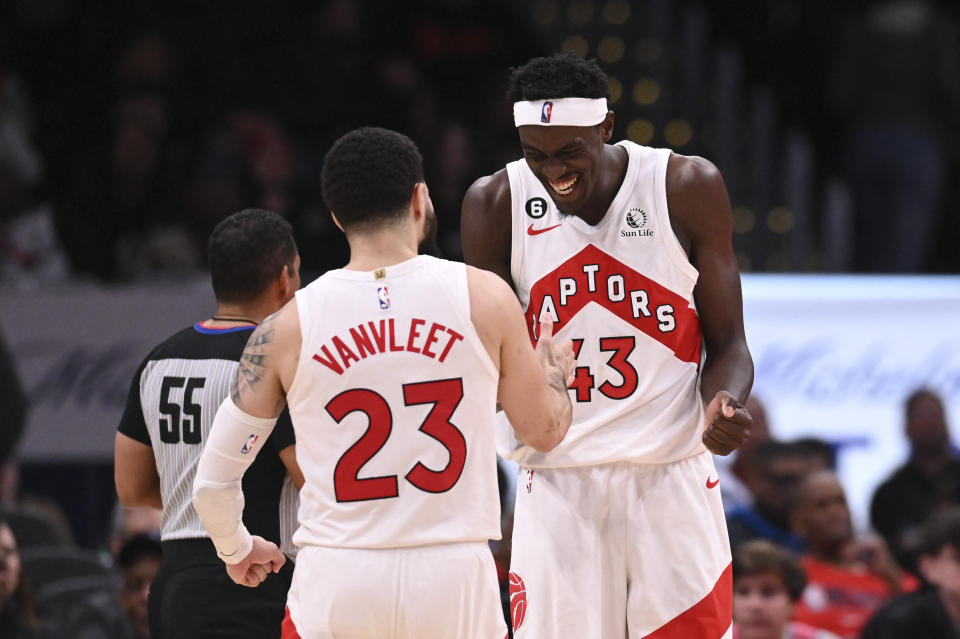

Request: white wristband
left=212, top=523, right=254, bottom=565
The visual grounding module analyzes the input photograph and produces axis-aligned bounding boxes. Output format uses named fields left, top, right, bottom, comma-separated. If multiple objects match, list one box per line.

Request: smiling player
left=461, top=53, right=754, bottom=638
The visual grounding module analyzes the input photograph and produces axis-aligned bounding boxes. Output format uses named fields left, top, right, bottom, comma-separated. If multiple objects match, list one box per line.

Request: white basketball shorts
left=282, top=541, right=507, bottom=639
left=508, top=451, right=732, bottom=638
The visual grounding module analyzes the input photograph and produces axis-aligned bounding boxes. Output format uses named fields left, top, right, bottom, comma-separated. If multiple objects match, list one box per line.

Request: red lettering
left=367, top=320, right=388, bottom=353
left=407, top=318, right=426, bottom=353
left=438, top=328, right=464, bottom=363
left=312, top=345, right=344, bottom=375
left=332, top=335, right=360, bottom=369
left=350, top=325, right=376, bottom=359
left=422, top=322, right=445, bottom=358
left=387, top=319, right=404, bottom=352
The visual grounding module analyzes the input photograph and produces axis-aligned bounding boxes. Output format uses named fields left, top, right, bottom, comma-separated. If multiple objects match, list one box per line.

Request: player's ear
left=599, top=112, right=615, bottom=142
left=411, top=182, right=428, bottom=223
left=330, top=211, right=344, bottom=233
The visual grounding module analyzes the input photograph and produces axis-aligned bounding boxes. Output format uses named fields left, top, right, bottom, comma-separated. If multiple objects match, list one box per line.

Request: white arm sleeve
left=192, top=396, right=278, bottom=564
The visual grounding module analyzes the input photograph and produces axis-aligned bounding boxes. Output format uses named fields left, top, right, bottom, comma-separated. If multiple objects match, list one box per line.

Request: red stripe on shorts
left=642, top=563, right=732, bottom=639
left=282, top=607, right=303, bottom=639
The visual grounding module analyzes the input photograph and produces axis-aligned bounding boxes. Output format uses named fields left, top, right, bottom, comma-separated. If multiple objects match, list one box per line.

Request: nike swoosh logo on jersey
left=527, top=223, right=563, bottom=236
left=706, top=476, right=720, bottom=489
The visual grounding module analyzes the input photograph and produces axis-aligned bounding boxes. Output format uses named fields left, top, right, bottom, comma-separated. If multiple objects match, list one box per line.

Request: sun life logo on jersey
left=622, top=208, right=653, bottom=238
left=378, top=286, right=390, bottom=310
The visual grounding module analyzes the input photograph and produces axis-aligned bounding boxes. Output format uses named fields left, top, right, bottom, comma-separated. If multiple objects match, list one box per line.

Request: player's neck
left=344, top=230, right=419, bottom=272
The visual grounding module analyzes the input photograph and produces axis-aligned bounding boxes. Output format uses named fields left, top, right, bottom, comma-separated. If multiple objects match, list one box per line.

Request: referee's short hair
left=208, top=209, right=297, bottom=303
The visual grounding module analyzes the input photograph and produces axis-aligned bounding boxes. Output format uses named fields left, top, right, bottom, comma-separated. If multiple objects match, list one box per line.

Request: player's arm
left=115, top=361, right=162, bottom=509
left=469, top=267, right=574, bottom=451
left=461, top=170, right=514, bottom=287
left=192, top=303, right=301, bottom=583
left=667, top=154, right=754, bottom=456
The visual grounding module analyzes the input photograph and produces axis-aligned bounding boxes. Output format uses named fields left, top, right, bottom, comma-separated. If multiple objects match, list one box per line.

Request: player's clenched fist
left=225, top=535, right=286, bottom=588
left=702, top=391, right=752, bottom=456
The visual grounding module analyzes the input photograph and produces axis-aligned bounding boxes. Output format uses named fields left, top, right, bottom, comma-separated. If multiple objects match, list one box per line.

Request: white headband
left=513, top=98, right=608, bottom=127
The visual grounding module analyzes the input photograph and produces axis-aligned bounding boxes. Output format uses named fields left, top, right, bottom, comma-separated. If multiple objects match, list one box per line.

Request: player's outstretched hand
left=702, top=391, right=752, bottom=456
left=535, top=316, right=575, bottom=386
left=225, top=535, right=285, bottom=588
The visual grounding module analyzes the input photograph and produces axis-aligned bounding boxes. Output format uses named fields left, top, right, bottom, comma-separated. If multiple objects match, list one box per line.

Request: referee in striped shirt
left=114, top=209, right=304, bottom=639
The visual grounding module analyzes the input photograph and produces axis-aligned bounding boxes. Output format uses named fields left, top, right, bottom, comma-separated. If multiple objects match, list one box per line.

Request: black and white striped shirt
left=118, top=323, right=297, bottom=548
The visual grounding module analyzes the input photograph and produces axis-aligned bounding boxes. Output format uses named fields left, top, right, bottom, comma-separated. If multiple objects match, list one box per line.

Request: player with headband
left=462, top=52, right=754, bottom=638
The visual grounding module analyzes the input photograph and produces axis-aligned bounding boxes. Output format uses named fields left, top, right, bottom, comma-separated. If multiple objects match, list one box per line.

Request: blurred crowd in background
left=1, top=0, right=960, bottom=286
left=1, top=0, right=959, bottom=637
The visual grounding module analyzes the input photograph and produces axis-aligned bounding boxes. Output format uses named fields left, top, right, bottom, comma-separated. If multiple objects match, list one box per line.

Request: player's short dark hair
left=116, top=533, right=162, bottom=570
left=733, top=539, right=807, bottom=602
left=918, top=507, right=960, bottom=557
left=321, top=127, right=424, bottom=231
left=507, top=53, right=609, bottom=102
left=208, top=209, right=297, bottom=303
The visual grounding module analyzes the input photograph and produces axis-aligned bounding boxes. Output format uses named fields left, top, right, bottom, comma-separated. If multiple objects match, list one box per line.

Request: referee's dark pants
left=150, top=538, right=294, bottom=639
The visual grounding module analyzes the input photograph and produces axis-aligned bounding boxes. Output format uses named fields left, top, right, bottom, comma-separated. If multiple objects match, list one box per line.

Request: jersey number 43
left=326, top=378, right=466, bottom=502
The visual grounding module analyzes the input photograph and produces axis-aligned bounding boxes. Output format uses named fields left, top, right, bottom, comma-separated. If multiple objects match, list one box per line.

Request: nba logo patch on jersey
left=377, top=286, right=390, bottom=309
left=540, top=101, right=553, bottom=123
left=240, top=434, right=259, bottom=455
left=525, top=469, right=535, bottom=493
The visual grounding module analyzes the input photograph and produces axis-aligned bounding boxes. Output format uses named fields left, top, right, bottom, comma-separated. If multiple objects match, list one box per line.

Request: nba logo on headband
left=515, top=98, right=607, bottom=127
left=541, top=101, right=553, bottom=123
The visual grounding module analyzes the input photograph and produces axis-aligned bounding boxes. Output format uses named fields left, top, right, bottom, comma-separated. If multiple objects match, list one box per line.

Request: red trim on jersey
left=524, top=244, right=702, bottom=364
left=282, top=607, right=303, bottom=639
left=642, top=563, right=732, bottom=639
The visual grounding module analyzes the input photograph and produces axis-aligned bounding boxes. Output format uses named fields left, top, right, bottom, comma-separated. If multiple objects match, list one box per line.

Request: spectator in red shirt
left=790, top=470, right=918, bottom=638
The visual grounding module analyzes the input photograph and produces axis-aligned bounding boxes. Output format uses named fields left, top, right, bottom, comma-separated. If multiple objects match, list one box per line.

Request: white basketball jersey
left=286, top=255, right=502, bottom=549
left=500, top=140, right=706, bottom=467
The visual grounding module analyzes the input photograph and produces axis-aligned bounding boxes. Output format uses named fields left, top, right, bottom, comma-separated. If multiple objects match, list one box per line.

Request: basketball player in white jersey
left=114, top=209, right=304, bottom=639
left=192, top=127, right=575, bottom=639
left=461, top=53, right=755, bottom=638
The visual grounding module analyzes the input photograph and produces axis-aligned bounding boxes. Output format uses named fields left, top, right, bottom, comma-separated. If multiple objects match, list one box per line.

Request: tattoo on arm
left=231, top=312, right=279, bottom=406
